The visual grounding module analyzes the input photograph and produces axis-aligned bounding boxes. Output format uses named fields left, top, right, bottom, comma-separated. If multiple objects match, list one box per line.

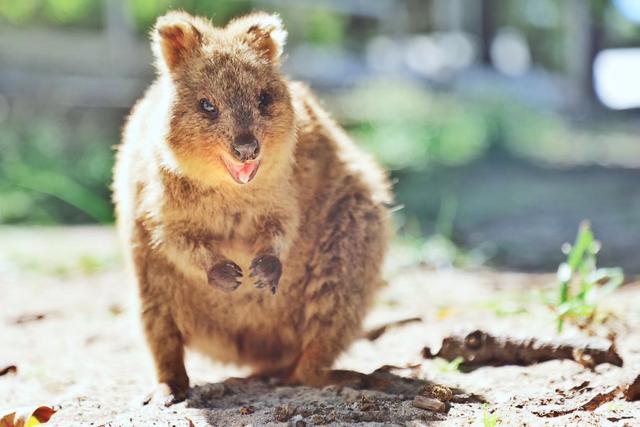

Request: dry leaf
left=363, top=317, right=422, bottom=341
left=0, top=366, right=17, bottom=377
left=624, top=374, right=640, bottom=401
left=0, top=406, right=56, bottom=427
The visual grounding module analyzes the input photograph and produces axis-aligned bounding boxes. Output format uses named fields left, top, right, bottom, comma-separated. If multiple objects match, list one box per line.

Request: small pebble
left=309, top=414, right=326, bottom=424
left=274, top=404, right=296, bottom=422
left=198, top=383, right=226, bottom=400
left=239, top=405, right=255, bottom=415
left=412, top=395, right=446, bottom=413
left=288, top=414, right=306, bottom=426
left=355, top=395, right=380, bottom=412
left=340, top=387, right=361, bottom=403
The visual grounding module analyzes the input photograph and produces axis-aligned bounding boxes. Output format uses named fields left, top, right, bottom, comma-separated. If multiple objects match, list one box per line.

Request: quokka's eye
left=199, top=98, right=219, bottom=117
left=258, top=91, right=272, bottom=113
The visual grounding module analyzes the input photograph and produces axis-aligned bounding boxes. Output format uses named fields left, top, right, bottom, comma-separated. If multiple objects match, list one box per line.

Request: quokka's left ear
left=227, top=12, right=287, bottom=64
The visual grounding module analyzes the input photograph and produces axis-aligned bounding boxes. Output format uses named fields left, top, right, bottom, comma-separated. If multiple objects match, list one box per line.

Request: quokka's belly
left=173, top=269, right=304, bottom=370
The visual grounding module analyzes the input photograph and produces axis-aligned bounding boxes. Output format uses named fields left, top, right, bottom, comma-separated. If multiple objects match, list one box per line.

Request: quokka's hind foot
left=142, top=382, right=189, bottom=407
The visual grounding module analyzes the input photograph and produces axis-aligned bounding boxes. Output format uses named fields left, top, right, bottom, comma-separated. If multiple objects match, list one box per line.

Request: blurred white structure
left=594, top=48, right=640, bottom=110
left=490, top=28, right=531, bottom=76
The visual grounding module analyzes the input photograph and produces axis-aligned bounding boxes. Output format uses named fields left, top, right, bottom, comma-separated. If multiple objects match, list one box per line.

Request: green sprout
left=554, top=221, right=624, bottom=332
left=482, top=404, right=498, bottom=427
left=436, top=356, right=464, bottom=373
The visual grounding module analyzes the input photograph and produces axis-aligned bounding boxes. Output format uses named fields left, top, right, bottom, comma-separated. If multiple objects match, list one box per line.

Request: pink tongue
left=234, top=162, right=257, bottom=184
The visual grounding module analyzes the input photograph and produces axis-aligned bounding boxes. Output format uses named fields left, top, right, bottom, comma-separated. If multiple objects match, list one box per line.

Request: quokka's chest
left=165, top=202, right=257, bottom=237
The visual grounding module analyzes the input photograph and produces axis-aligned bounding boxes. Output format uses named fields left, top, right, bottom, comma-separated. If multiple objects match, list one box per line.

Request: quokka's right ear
left=152, top=11, right=204, bottom=73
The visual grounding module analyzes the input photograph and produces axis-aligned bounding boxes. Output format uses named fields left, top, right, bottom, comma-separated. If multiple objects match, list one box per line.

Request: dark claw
left=250, top=254, right=282, bottom=295
left=207, top=260, right=243, bottom=292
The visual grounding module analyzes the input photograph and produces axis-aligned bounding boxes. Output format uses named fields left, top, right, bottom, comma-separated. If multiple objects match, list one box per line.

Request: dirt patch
left=1, top=227, right=639, bottom=425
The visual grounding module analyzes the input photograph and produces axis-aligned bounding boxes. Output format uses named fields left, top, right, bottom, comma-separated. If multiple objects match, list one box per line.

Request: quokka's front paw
left=250, top=254, right=282, bottom=295
left=207, top=260, right=242, bottom=292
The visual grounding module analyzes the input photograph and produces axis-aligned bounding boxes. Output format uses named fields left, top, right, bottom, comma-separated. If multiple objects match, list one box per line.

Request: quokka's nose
left=231, top=134, right=260, bottom=161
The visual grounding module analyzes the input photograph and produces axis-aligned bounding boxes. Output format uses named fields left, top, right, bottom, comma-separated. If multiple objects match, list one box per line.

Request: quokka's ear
left=152, top=11, right=204, bottom=73
left=227, top=12, right=287, bottom=64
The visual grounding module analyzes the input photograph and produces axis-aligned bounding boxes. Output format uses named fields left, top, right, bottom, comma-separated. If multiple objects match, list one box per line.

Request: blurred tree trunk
left=564, top=0, right=604, bottom=108
left=479, top=0, right=497, bottom=65
left=431, top=0, right=464, bottom=31
left=103, top=0, right=135, bottom=49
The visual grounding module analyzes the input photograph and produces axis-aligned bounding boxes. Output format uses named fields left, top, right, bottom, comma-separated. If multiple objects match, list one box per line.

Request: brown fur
left=113, top=10, right=392, bottom=401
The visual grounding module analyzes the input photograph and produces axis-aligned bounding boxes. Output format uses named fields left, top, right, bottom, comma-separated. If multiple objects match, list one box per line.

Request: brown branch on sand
left=580, top=386, right=622, bottom=411
left=624, top=374, right=640, bottom=401
left=535, top=386, right=623, bottom=417
left=422, top=330, right=623, bottom=368
left=537, top=374, right=640, bottom=417
left=363, top=317, right=422, bottom=341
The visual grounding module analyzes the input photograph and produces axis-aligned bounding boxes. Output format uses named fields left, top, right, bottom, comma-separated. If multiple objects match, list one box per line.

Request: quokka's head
left=152, top=11, right=294, bottom=186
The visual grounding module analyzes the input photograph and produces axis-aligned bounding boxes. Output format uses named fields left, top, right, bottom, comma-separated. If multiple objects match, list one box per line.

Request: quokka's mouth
left=222, top=156, right=260, bottom=184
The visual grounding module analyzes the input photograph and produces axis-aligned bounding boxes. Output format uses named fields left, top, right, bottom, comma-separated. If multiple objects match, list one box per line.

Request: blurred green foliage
left=0, top=0, right=347, bottom=46
left=302, top=8, right=347, bottom=46
left=1, top=81, right=637, bottom=225
left=0, top=0, right=638, bottom=231
left=340, top=79, right=639, bottom=172
left=0, top=110, right=114, bottom=223
left=0, top=0, right=101, bottom=26
left=130, top=0, right=252, bottom=31
left=342, top=81, right=490, bottom=170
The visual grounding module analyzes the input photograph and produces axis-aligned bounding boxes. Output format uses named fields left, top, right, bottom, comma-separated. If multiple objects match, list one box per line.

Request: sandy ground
left=0, top=226, right=639, bottom=426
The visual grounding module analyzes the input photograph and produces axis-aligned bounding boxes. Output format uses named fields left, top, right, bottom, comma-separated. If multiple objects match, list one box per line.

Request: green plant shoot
left=555, top=221, right=624, bottom=332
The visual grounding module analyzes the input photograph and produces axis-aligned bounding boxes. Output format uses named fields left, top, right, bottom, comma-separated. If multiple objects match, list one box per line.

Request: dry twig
left=535, top=386, right=622, bottom=417
left=423, top=330, right=623, bottom=368
left=364, top=317, right=422, bottom=341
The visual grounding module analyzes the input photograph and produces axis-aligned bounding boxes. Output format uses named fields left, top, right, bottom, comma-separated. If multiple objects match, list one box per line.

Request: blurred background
left=1, top=0, right=639, bottom=273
